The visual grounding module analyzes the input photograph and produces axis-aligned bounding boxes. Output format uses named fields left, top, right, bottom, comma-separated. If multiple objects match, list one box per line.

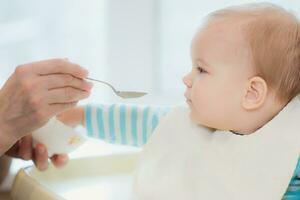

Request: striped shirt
left=84, top=103, right=300, bottom=199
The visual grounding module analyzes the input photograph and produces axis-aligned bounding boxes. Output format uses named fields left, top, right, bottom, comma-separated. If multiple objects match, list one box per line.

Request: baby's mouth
left=184, top=92, right=189, bottom=99
left=184, top=95, right=192, bottom=105
left=184, top=91, right=192, bottom=105
left=186, top=98, right=192, bottom=105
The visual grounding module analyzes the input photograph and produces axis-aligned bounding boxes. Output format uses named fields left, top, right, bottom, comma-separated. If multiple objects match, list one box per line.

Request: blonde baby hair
left=206, top=3, right=300, bottom=103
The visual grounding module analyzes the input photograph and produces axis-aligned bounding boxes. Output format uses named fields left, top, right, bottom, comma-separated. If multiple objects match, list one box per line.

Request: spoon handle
left=86, top=77, right=118, bottom=93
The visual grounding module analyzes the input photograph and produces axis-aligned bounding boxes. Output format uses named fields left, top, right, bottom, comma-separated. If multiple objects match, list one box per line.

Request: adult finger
left=46, top=87, right=90, bottom=104
left=33, top=143, right=49, bottom=171
left=31, top=59, right=89, bottom=79
left=39, top=74, right=93, bottom=91
left=18, top=135, right=32, bottom=160
left=50, top=154, right=69, bottom=168
left=49, top=101, right=79, bottom=116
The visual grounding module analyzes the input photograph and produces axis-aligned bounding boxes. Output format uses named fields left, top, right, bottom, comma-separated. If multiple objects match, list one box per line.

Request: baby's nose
left=182, top=73, right=192, bottom=88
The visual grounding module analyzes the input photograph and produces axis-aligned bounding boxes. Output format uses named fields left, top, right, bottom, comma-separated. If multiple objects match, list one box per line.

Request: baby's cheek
left=191, top=94, right=208, bottom=119
left=192, top=84, right=210, bottom=103
left=192, top=88, right=219, bottom=119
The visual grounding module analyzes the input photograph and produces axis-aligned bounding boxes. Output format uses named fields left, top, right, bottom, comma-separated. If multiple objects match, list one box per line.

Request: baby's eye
left=197, top=67, right=207, bottom=73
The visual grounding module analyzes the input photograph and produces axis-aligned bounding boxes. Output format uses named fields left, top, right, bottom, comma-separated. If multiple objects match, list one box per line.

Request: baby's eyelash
left=197, top=67, right=207, bottom=73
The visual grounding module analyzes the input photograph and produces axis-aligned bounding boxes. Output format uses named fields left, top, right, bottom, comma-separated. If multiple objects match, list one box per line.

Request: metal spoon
left=86, top=77, right=147, bottom=99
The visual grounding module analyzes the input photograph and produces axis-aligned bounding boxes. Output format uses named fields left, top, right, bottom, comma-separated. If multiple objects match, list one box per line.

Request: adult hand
left=5, top=135, right=67, bottom=171
left=0, top=59, right=93, bottom=154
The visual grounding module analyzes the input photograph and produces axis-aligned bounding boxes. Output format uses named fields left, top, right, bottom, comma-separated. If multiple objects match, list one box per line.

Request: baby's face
left=183, top=21, right=254, bottom=130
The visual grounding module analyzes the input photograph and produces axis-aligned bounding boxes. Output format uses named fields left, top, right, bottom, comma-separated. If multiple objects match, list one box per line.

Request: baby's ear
left=242, top=76, right=267, bottom=110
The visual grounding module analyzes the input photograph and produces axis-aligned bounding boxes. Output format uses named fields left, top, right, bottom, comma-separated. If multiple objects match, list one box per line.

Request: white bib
left=133, top=97, right=300, bottom=200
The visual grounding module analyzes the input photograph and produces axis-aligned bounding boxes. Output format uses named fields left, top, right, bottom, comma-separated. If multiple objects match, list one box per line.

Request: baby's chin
left=188, top=109, right=202, bottom=124
left=188, top=111, right=217, bottom=131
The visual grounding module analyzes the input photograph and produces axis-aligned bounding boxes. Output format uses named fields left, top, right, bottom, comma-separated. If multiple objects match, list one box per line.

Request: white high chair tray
left=11, top=153, right=139, bottom=200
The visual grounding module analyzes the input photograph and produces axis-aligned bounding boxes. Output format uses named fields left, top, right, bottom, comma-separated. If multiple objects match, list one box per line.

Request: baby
left=58, top=3, right=300, bottom=199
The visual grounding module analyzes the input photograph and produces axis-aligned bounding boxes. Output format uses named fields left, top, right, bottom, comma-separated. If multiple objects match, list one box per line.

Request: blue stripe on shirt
left=119, top=105, right=127, bottom=145
left=96, top=106, right=105, bottom=140
left=142, top=106, right=150, bottom=145
left=283, top=158, right=300, bottom=199
left=131, top=105, right=138, bottom=146
left=108, top=105, right=116, bottom=143
left=152, top=110, right=159, bottom=132
left=85, top=105, right=93, bottom=137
